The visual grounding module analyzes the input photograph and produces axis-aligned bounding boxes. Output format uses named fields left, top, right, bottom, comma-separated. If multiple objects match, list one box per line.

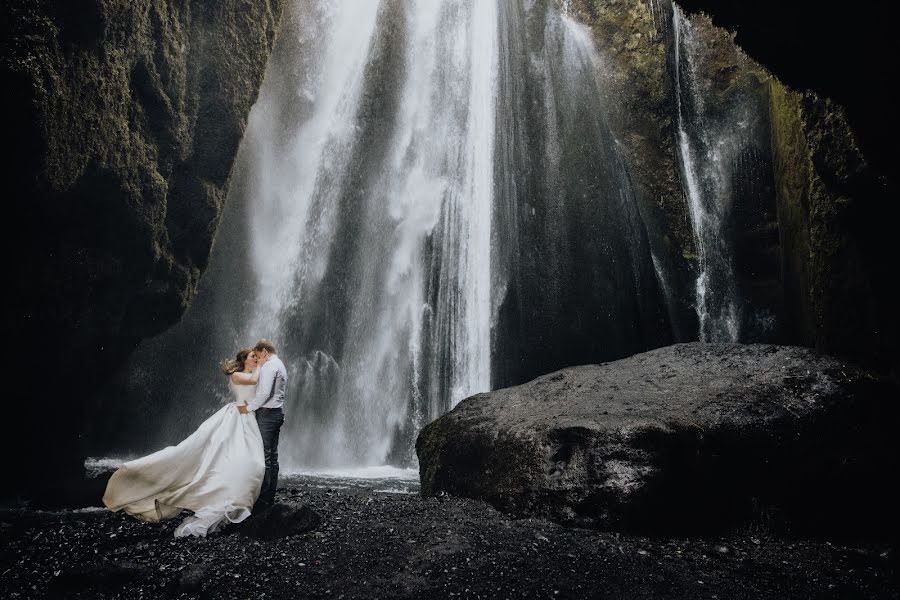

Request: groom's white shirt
left=247, top=354, right=287, bottom=412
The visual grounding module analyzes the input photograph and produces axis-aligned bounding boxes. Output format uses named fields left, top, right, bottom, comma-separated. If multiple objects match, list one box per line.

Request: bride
left=103, top=348, right=266, bottom=537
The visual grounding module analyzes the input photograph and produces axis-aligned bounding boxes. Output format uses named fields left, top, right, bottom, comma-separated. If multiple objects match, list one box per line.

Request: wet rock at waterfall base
left=239, top=503, right=321, bottom=540
left=417, top=342, right=900, bottom=536
left=174, top=563, right=211, bottom=593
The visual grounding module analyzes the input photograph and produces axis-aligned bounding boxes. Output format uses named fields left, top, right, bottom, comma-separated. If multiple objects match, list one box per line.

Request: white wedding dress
left=103, top=381, right=265, bottom=537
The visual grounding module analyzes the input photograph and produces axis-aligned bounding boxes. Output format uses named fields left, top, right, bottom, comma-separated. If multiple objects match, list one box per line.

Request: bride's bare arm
left=230, top=369, right=260, bottom=386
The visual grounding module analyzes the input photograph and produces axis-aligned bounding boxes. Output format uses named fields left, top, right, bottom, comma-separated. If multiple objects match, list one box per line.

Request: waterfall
left=92, top=0, right=675, bottom=468
left=235, top=0, right=499, bottom=467
left=672, top=5, right=778, bottom=343
left=492, top=0, right=670, bottom=386
left=438, top=0, right=497, bottom=410
left=673, top=6, right=742, bottom=342
left=646, top=0, right=666, bottom=33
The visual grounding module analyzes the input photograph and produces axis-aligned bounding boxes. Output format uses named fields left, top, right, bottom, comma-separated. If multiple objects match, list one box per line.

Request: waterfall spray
left=672, top=6, right=743, bottom=342
left=239, top=0, right=498, bottom=468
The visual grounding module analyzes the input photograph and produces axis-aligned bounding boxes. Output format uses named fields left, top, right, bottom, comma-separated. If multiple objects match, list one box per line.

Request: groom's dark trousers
left=255, top=407, right=284, bottom=506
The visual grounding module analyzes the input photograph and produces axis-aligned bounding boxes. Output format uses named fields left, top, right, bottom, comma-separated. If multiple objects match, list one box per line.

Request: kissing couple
left=103, top=339, right=288, bottom=537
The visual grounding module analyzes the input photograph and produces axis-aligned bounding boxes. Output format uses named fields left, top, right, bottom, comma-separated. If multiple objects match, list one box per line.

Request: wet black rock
left=417, top=342, right=900, bottom=537
left=239, top=503, right=322, bottom=541
left=175, top=563, right=212, bottom=593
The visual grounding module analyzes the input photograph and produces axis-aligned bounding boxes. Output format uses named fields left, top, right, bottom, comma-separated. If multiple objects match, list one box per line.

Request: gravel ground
left=1, top=474, right=897, bottom=599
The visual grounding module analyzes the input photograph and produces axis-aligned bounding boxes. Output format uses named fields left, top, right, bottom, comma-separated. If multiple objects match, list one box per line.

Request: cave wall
left=673, top=0, right=898, bottom=182
left=567, top=0, right=898, bottom=376
left=769, top=87, right=897, bottom=372
left=2, top=0, right=895, bottom=500
left=1, top=0, right=286, bottom=501
left=669, top=0, right=899, bottom=373
left=567, top=0, right=699, bottom=340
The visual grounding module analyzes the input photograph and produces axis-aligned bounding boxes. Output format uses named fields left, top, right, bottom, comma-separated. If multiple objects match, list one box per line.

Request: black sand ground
left=1, top=474, right=897, bottom=599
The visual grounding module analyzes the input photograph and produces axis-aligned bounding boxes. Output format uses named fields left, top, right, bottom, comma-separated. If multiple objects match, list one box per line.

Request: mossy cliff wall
left=673, top=0, right=897, bottom=181
left=568, top=0, right=897, bottom=373
left=669, top=0, right=898, bottom=374
left=769, top=86, right=896, bottom=370
left=565, top=0, right=782, bottom=339
left=1, top=0, right=286, bottom=499
left=566, top=0, right=697, bottom=336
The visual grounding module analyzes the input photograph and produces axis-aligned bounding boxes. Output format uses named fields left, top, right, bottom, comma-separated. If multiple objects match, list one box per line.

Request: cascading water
left=671, top=5, right=778, bottom=343
left=95, top=0, right=782, bottom=471
left=239, top=0, right=498, bottom=467
left=672, top=6, right=743, bottom=342
left=646, top=0, right=667, bottom=32
left=92, top=0, right=502, bottom=469
left=492, top=0, right=671, bottom=386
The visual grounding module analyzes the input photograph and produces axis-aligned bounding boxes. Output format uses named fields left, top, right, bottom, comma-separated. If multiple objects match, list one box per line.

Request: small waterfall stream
left=673, top=5, right=743, bottom=342
left=672, top=5, right=778, bottom=342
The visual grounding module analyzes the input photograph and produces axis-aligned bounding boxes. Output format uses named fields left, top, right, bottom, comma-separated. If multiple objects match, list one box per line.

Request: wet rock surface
left=674, top=0, right=898, bottom=181
left=1, top=475, right=897, bottom=599
left=238, top=503, right=322, bottom=541
left=571, top=0, right=899, bottom=377
left=1, top=0, right=286, bottom=500
left=418, top=343, right=900, bottom=535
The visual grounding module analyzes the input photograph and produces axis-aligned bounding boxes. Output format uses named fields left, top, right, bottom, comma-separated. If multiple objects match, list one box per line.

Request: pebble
left=2, top=474, right=895, bottom=598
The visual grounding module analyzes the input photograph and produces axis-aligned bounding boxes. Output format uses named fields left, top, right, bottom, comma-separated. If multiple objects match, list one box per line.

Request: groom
left=239, top=338, right=287, bottom=510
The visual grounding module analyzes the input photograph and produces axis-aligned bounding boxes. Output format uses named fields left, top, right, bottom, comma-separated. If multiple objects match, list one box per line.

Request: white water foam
left=84, top=457, right=126, bottom=470
left=283, top=465, right=418, bottom=481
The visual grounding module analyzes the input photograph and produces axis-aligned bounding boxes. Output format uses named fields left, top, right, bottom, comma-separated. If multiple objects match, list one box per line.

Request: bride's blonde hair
left=220, top=348, right=253, bottom=375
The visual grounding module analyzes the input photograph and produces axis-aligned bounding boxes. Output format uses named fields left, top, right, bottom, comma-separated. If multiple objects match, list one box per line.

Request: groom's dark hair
left=254, top=339, right=276, bottom=353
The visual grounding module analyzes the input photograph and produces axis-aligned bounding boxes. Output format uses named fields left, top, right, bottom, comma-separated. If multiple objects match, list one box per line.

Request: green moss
left=768, top=83, right=816, bottom=342
left=567, top=0, right=696, bottom=303
left=562, top=0, right=893, bottom=369
left=6, top=0, right=286, bottom=342
left=769, top=77, right=891, bottom=367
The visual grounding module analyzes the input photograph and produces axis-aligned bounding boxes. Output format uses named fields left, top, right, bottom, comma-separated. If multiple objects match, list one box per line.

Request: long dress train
left=102, top=381, right=265, bottom=537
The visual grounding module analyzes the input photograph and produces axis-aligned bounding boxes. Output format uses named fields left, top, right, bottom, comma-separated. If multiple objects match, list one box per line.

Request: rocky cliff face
left=567, top=0, right=698, bottom=339
left=1, top=0, right=285, bottom=500
left=768, top=88, right=898, bottom=376
left=664, top=0, right=898, bottom=374
left=567, top=0, right=897, bottom=374
left=674, top=0, right=898, bottom=182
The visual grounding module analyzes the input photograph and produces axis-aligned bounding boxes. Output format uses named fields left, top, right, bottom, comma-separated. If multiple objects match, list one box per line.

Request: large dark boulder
left=417, top=343, right=899, bottom=537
